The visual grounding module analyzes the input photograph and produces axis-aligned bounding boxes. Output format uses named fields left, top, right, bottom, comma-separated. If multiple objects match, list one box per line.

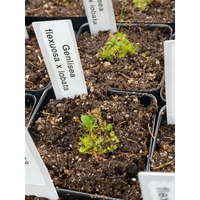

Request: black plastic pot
left=28, top=85, right=157, bottom=200
left=76, top=22, right=172, bottom=105
left=25, top=93, right=37, bottom=126
left=148, top=105, right=168, bottom=170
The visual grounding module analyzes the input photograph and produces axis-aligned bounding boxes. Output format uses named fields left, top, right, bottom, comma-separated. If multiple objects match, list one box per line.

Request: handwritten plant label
left=138, top=172, right=175, bottom=200
left=32, top=20, right=88, bottom=99
left=83, top=0, right=117, bottom=34
left=164, top=40, right=175, bottom=125
left=25, top=127, right=59, bottom=200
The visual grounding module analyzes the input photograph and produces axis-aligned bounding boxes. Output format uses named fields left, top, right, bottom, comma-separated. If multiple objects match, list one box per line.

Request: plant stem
left=117, top=0, right=125, bottom=34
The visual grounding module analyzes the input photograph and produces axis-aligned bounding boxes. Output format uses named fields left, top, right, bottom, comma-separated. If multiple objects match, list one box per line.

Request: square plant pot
left=28, top=85, right=157, bottom=200
left=25, top=93, right=37, bottom=126
left=148, top=105, right=175, bottom=172
left=76, top=22, right=172, bottom=104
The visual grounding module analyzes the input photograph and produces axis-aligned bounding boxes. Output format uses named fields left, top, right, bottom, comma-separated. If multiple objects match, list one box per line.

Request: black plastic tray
left=28, top=85, right=157, bottom=200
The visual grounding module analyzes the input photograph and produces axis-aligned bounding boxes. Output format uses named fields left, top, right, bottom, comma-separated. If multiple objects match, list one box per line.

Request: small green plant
left=98, top=32, right=139, bottom=62
left=98, top=0, right=139, bottom=61
left=132, top=0, right=152, bottom=9
left=76, top=108, right=119, bottom=156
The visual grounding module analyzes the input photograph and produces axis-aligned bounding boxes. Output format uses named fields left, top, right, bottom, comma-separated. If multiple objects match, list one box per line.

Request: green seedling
left=76, top=108, right=119, bottom=157
left=98, top=32, right=139, bottom=62
left=132, top=0, right=152, bottom=9
left=98, top=0, right=139, bottom=61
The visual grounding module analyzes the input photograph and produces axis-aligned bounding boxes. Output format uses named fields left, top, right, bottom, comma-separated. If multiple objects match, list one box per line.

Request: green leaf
left=88, top=115, right=94, bottom=122
left=106, top=42, right=113, bottom=45
left=81, top=115, right=93, bottom=126
left=107, top=124, right=112, bottom=131
left=116, top=42, right=122, bottom=46
left=111, top=37, right=116, bottom=44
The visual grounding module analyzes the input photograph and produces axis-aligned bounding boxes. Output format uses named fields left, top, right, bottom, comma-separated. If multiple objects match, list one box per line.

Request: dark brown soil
left=77, top=25, right=170, bottom=92
left=25, top=104, right=33, bottom=124
left=25, top=0, right=85, bottom=17
left=151, top=124, right=175, bottom=172
left=25, top=26, right=50, bottom=90
left=25, top=0, right=175, bottom=23
left=31, top=91, right=157, bottom=199
left=25, top=195, right=49, bottom=200
left=113, top=0, right=175, bottom=23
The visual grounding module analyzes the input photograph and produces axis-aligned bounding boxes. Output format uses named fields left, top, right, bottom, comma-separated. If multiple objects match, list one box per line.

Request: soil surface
left=25, top=26, right=50, bottom=90
left=77, top=25, right=171, bottom=92
left=31, top=91, right=157, bottom=199
left=25, top=0, right=85, bottom=17
left=25, top=0, right=175, bottom=23
left=25, top=195, right=62, bottom=200
left=151, top=124, right=175, bottom=172
left=113, top=0, right=175, bottom=23
left=25, top=104, right=33, bottom=124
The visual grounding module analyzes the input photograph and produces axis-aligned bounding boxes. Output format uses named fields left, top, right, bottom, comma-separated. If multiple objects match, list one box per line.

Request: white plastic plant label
left=32, top=20, right=88, bottom=100
left=138, top=172, right=175, bottom=200
left=22, top=25, right=29, bottom=39
left=164, top=40, right=175, bottom=125
left=83, top=0, right=117, bottom=34
left=25, top=127, right=59, bottom=200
